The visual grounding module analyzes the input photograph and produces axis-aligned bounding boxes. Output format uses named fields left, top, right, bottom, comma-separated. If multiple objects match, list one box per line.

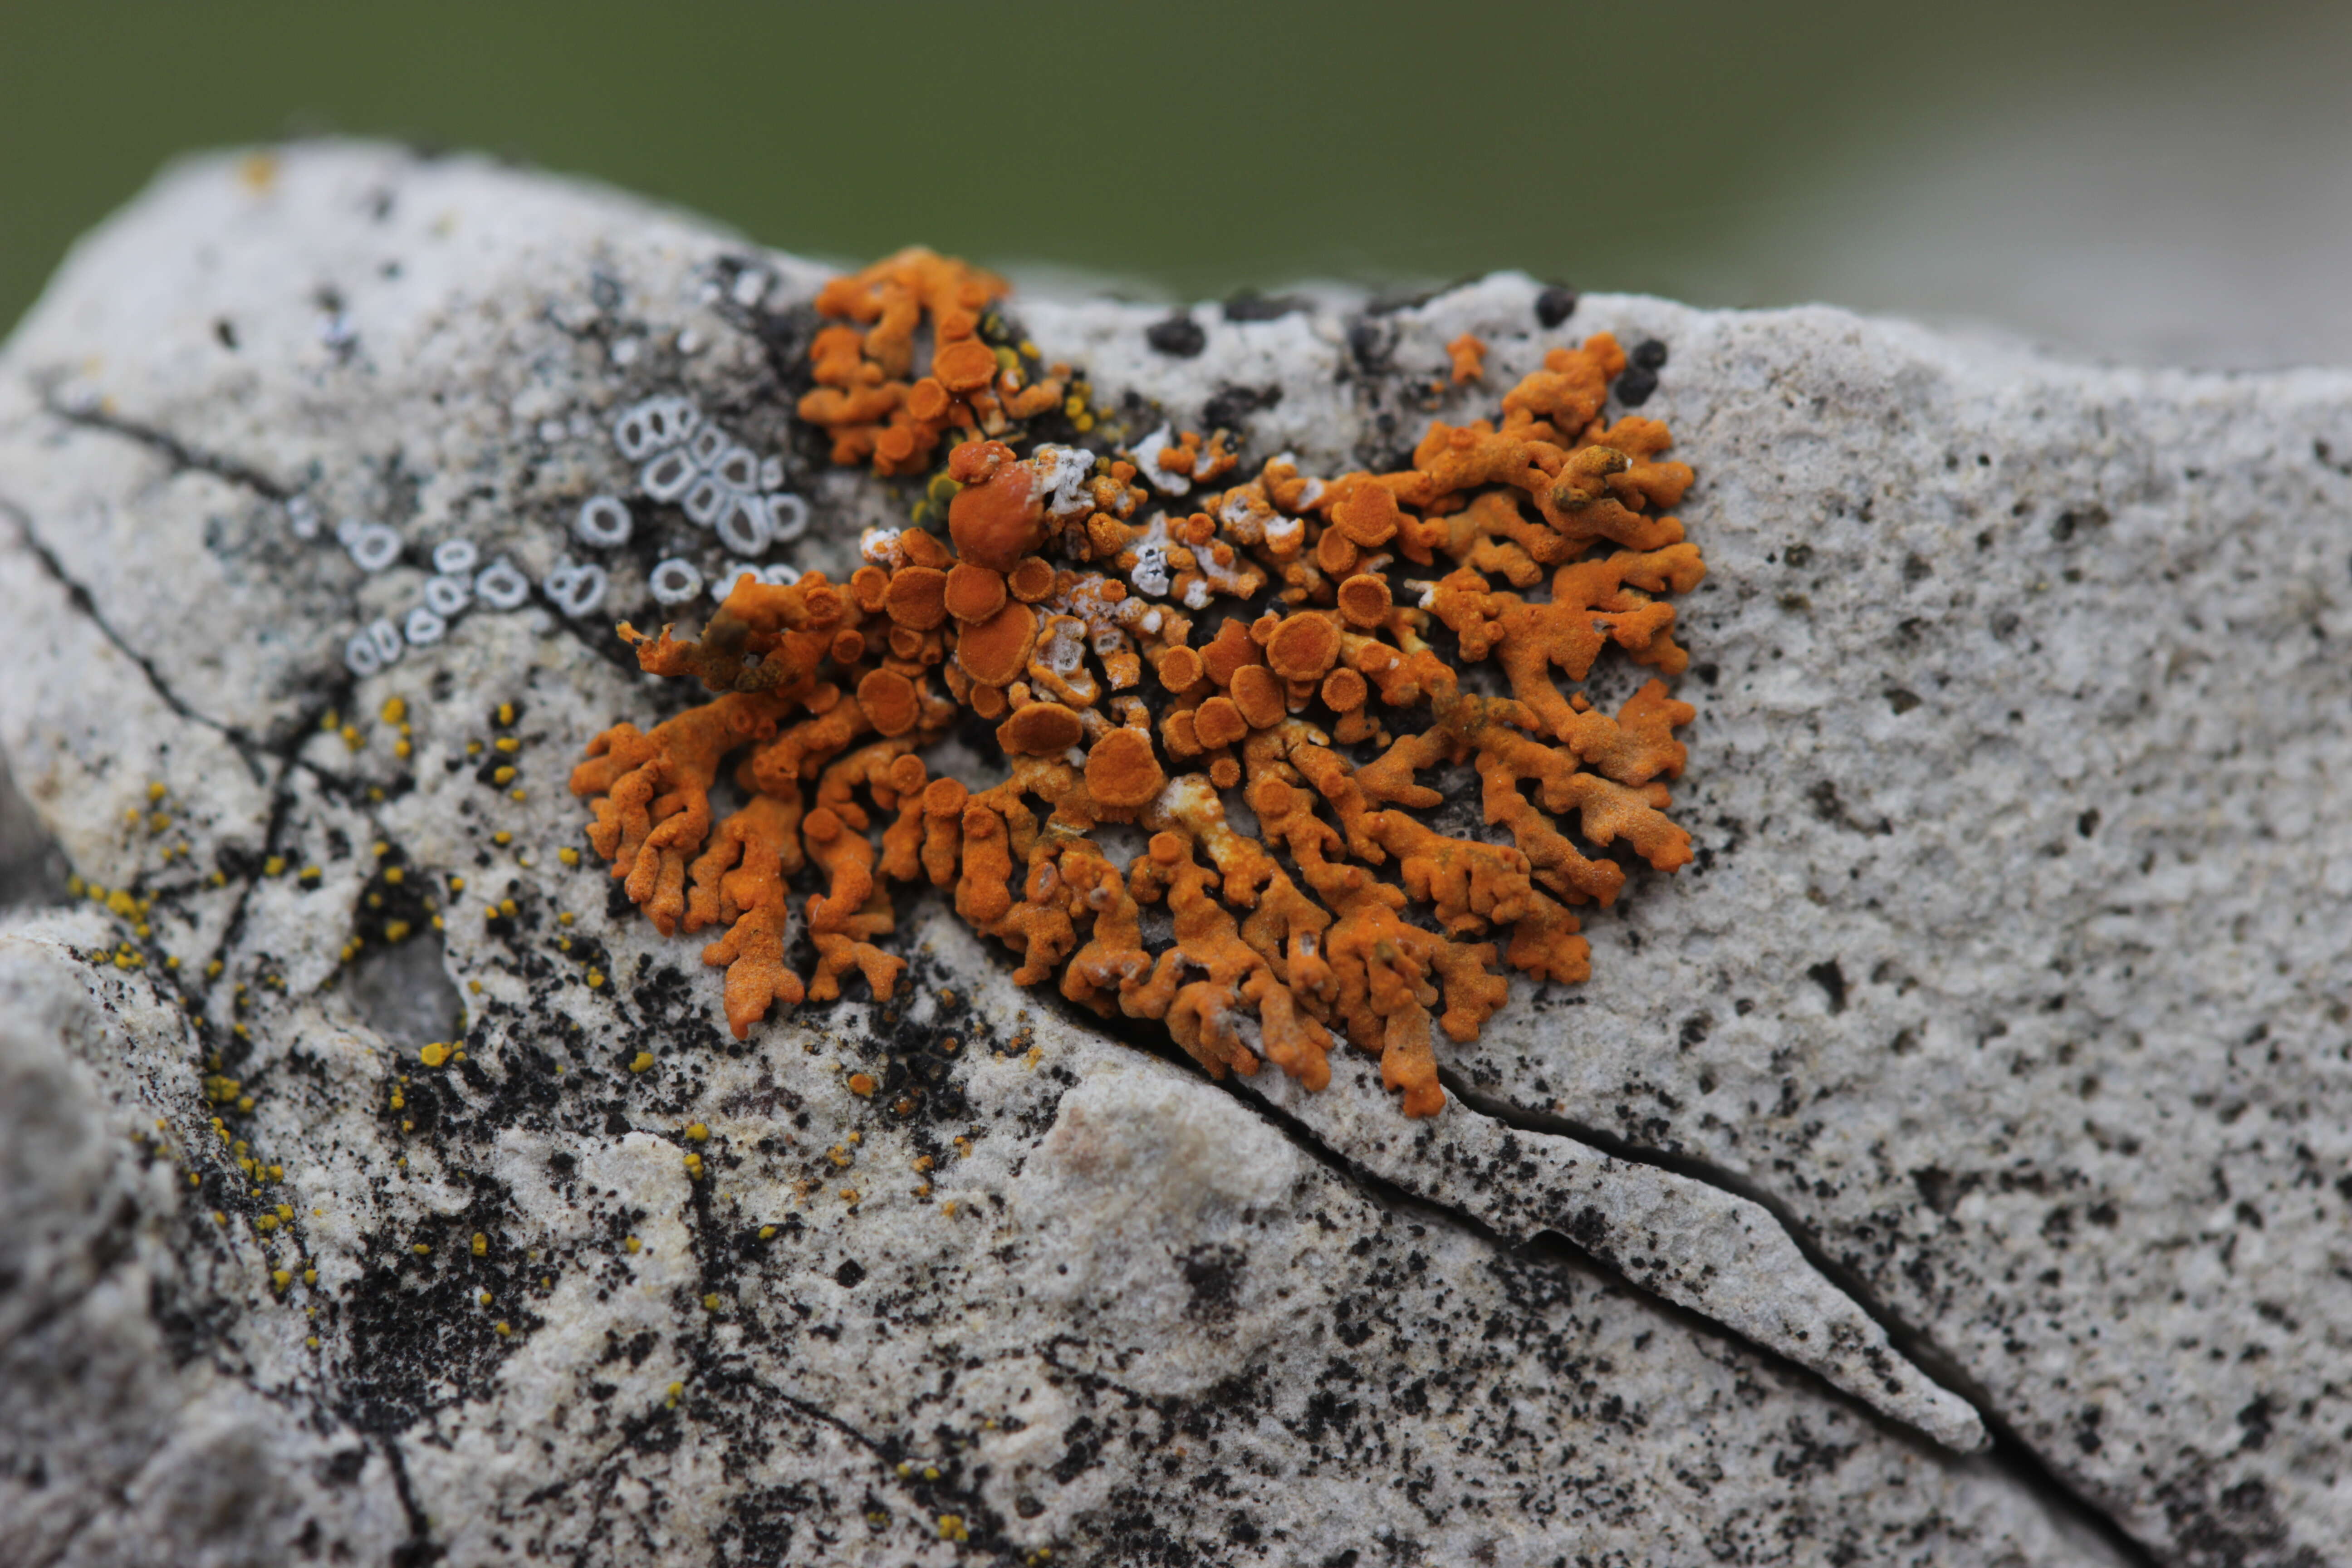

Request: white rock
left=5, top=139, right=2340, bottom=1566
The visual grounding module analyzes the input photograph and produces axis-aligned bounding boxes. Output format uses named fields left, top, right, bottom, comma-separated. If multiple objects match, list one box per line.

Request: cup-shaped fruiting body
left=575, top=271, right=1703, bottom=1119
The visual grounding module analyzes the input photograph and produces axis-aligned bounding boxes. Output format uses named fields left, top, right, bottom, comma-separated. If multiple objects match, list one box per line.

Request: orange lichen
left=1446, top=332, right=1487, bottom=385
left=578, top=264, right=1705, bottom=1117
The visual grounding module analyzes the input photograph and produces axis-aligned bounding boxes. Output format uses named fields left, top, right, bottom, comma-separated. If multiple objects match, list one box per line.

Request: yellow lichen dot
left=558, top=847, right=580, bottom=867
left=381, top=697, right=406, bottom=724
left=271, top=1268, right=291, bottom=1289
left=683, top=1152, right=705, bottom=1180
left=492, top=831, right=512, bottom=847
left=470, top=1231, right=488, bottom=1256
left=412, top=1242, right=430, bottom=1256
left=629, top=1051, right=653, bottom=1073
left=846, top=1073, right=877, bottom=1098
left=701, top=1293, right=721, bottom=1311
left=685, top=1122, right=709, bottom=1142
left=419, top=1042, right=450, bottom=1068
left=758, top=1225, right=777, bottom=1240
left=494, top=1320, right=512, bottom=1337
left=623, top=1236, right=642, bottom=1254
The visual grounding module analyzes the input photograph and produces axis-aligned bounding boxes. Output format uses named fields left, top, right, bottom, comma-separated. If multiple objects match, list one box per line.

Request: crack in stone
left=1031, top=986, right=1983, bottom=1447
left=0, top=492, right=270, bottom=787
left=377, top=1432, right=442, bottom=1567
left=1439, top=1071, right=2162, bottom=1567
left=44, top=397, right=292, bottom=501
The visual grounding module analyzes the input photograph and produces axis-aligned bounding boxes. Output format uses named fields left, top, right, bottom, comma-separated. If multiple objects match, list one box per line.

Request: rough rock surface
left=0, top=141, right=2343, bottom=1566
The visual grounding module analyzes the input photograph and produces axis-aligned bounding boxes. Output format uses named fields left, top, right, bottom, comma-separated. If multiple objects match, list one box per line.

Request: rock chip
left=3, top=140, right=2342, bottom=1565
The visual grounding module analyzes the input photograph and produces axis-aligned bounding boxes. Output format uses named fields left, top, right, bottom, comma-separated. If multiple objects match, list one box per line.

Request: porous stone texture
left=0, top=140, right=2342, bottom=1566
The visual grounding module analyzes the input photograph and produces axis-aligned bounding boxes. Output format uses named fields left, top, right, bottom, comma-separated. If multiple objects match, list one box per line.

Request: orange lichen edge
left=797, top=248, right=1084, bottom=477
left=578, top=276, right=1702, bottom=1119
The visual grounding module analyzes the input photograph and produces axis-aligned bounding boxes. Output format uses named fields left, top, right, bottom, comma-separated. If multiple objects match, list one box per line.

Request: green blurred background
left=4, top=1, right=2348, bottom=367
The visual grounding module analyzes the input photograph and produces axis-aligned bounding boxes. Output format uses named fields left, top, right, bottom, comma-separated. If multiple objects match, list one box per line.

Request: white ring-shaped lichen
left=686, top=424, right=727, bottom=468
left=760, top=562, right=802, bottom=587
left=712, top=445, right=759, bottom=491
left=648, top=557, right=704, bottom=605
left=682, top=473, right=732, bottom=527
left=347, top=524, right=403, bottom=573
left=423, top=574, right=471, bottom=616
left=544, top=559, right=609, bottom=618
left=766, top=493, right=810, bottom=542
left=403, top=606, right=448, bottom=646
left=758, top=454, right=785, bottom=491
left=286, top=495, right=322, bottom=540
left=431, top=538, right=479, bottom=577
left=640, top=449, right=697, bottom=502
left=474, top=559, right=531, bottom=611
left=344, top=617, right=403, bottom=676
left=343, top=630, right=383, bottom=676
left=574, top=495, right=633, bottom=549
left=715, top=493, right=772, bottom=556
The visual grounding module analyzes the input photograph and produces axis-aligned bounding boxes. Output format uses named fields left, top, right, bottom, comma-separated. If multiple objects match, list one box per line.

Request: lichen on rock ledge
left=578, top=259, right=1703, bottom=1120
left=4, top=142, right=2348, bottom=1568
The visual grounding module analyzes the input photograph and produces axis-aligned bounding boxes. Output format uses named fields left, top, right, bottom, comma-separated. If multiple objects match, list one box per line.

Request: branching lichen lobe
left=576, top=260, right=1703, bottom=1117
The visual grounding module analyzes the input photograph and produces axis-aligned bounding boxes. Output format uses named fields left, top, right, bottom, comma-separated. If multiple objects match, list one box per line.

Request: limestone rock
left=2, top=139, right=2341, bottom=1565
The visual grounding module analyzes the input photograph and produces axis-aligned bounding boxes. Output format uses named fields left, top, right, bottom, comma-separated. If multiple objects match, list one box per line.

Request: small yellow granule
left=685, top=1122, right=709, bottom=1142
left=495, top=1320, right=512, bottom=1337
left=470, top=1231, right=487, bottom=1256
left=495, top=737, right=520, bottom=755
left=419, top=1042, right=449, bottom=1068
left=412, top=1242, right=430, bottom=1256
left=493, top=766, right=516, bottom=785
left=558, top=848, right=580, bottom=867
left=623, top=1236, right=641, bottom=1254
left=629, top=1051, right=653, bottom=1073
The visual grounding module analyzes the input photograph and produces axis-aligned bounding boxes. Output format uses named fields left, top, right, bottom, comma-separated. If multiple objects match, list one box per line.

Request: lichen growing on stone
left=575, top=266, right=1702, bottom=1117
